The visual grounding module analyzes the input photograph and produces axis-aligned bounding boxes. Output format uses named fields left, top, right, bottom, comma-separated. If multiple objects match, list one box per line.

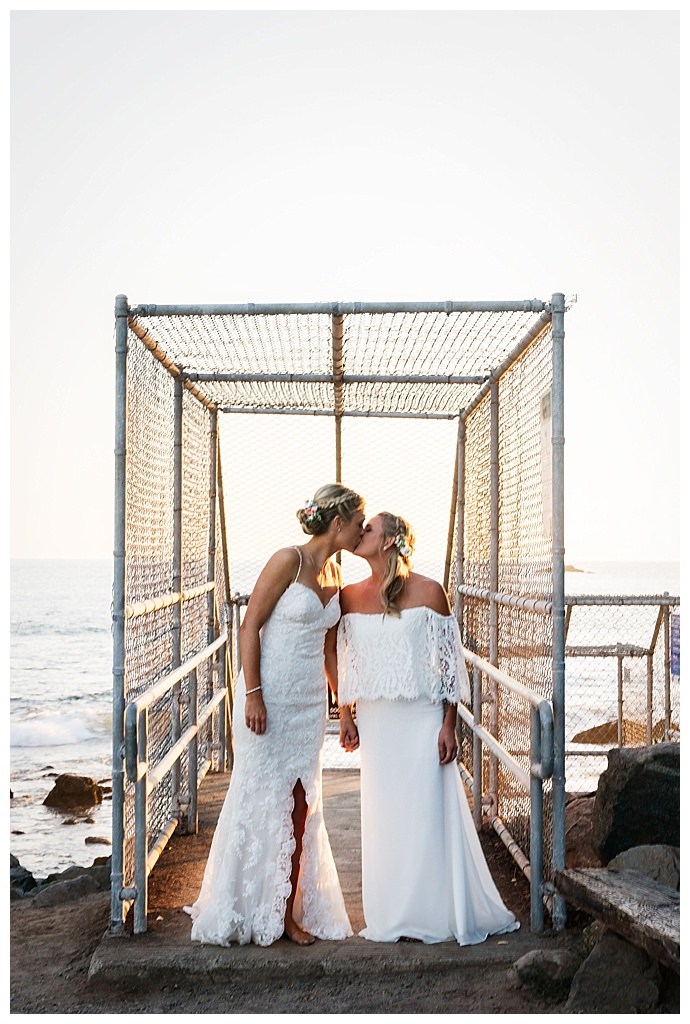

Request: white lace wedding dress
left=338, top=606, right=519, bottom=945
left=185, top=577, right=352, bottom=947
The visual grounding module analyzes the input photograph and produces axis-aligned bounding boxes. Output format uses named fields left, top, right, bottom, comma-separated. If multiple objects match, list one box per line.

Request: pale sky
left=9, top=6, right=680, bottom=565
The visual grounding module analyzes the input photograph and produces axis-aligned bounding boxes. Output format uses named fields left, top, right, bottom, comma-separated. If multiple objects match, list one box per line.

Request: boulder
left=591, top=743, right=679, bottom=862
left=607, top=844, right=680, bottom=890
left=30, top=872, right=102, bottom=907
left=507, top=948, right=583, bottom=1001
left=565, top=930, right=662, bottom=1013
left=42, top=774, right=103, bottom=810
left=565, top=794, right=602, bottom=868
left=10, top=855, right=37, bottom=896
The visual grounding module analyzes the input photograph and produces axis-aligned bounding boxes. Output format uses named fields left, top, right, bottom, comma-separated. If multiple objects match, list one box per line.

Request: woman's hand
left=438, top=721, right=458, bottom=765
left=245, top=691, right=267, bottom=734
left=339, top=706, right=360, bottom=752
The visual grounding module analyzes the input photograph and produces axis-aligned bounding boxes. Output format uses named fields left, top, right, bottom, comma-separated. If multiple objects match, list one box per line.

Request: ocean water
left=9, top=558, right=680, bottom=879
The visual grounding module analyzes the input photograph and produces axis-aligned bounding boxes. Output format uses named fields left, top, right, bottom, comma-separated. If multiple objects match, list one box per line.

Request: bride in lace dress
left=186, top=484, right=365, bottom=947
left=337, top=512, right=519, bottom=945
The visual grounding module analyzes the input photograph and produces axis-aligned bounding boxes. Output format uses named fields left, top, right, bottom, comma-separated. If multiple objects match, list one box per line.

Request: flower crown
left=394, top=532, right=412, bottom=558
left=301, top=499, right=322, bottom=526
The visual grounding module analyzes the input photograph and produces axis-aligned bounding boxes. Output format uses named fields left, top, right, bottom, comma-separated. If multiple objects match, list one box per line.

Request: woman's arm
left=324, top=624, right=338, bottom=701
left=438, top=701, right=458, bottom=765
left=240, top=548, right=299, bottom=734
left=339, top=703, right=359, bottom=752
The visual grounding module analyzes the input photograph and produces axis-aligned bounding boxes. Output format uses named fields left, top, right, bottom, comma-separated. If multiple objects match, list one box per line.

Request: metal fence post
left=208, top=410, right=218, bottom=648
left=207, top=410, right=218, bottom=777
left=110, top=293, right=128, bottom=935
left=488, top=381, right=500, bottom=815
left=171, top=378, right=183, bottom=814
left=550, top=291, right=567, bottom=930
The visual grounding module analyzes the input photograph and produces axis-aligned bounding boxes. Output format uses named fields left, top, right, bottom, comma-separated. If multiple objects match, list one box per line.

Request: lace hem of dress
left=186, top=774, right=352, bottom=947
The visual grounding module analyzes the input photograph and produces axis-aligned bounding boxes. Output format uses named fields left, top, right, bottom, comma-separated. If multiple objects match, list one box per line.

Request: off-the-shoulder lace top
left=337, top=606, right=471, bottom=706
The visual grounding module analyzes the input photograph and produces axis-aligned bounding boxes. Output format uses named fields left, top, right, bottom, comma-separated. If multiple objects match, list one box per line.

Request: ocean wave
left=10, top=714, right=105, bottom=748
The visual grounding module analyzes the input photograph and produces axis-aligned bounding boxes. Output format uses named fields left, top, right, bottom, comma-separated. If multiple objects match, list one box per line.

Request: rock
left=85, top=836, right=112, bottom=846
left=572, top=719, right=678, bottom=745
left=10, top=862, right=37, bottom=896
left=590, top=743, right=679, bottom=862
left=565, top=930, right=662, bottom=1012
left=30, top=873, right=102, bottom=907
left=565, top=794, right=602, bottom=868
left=507, top=948, right=582, bottom=1001
left=42, top=774, right=103, bottom=810
left=39, top=857, right=112, bottom=892
left=607, top=844, right=680, bottom=890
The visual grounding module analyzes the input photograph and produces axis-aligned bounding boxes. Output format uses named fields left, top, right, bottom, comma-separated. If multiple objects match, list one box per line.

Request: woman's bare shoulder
left=407, top=573, right=451, bottom=615
left=339, top=578, right=371, bottom=614
left=255, top=546, right=301, bottom=588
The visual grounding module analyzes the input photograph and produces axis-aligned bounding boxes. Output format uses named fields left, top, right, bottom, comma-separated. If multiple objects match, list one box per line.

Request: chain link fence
left=114, top=295, right=616, bottom=933
left=564, top=596, right=680, bottom=793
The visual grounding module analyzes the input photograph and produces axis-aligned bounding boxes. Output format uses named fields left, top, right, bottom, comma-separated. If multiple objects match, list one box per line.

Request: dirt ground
left=10, top=829, right=581, bottom=1015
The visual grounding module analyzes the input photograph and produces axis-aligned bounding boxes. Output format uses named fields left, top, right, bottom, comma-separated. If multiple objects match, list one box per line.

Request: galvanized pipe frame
left=187, top=371, right=487, bottom=385
left=217, top=406, right=460, bottom=420
left=454, top=293, right=565, bottom=930
left=550, top=292, right=567, bottom=931
left=115, top=292, right=567, bottom=935
left=129, top=299, right=551, bottom=317
left=171, top=377, right=184, bottom=822
left=111, top=295, right=129, bottom=934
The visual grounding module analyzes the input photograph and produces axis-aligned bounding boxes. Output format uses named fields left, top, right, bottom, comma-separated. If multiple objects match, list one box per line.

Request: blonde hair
left=296, top=483, right=365, bottom=536
left=377, top=512, right=415, bottom=617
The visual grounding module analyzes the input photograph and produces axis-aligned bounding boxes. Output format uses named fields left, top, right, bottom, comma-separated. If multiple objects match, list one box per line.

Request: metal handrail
left=122, top=630, right=229, bottom=934
left=460, top=649, right=554, bottom=932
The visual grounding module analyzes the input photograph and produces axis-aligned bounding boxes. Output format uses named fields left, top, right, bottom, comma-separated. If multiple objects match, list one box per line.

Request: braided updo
left=296, top=483, right=365, bottom=536
left=377, top=512, right=415, bottom=616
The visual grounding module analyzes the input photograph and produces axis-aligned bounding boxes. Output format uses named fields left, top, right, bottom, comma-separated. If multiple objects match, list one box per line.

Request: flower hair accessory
left=394, top=533, right=412, bottom=558
left=301, top=499, right=322, bottom=526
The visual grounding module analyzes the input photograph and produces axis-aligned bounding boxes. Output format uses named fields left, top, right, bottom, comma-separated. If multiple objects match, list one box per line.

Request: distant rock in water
left=565, top=564, right=590, bottom=573
left=572, top=720, right=678, bottom=745
left=43, top=774, right=103, bottom=810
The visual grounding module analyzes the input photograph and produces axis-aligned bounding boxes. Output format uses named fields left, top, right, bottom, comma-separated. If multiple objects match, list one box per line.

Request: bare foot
left=283, top=921, right=316, bottom=946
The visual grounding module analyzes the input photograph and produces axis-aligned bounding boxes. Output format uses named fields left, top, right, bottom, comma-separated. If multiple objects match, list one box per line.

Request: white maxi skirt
left=357, top=697, right=519, bottom=945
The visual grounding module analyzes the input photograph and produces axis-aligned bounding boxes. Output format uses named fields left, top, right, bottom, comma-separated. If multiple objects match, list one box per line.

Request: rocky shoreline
left=11, top=746, right=680, bottom=1013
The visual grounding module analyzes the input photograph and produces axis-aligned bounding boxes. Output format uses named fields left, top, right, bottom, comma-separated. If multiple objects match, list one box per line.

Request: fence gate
left=111, top=294, right=569, bottom=934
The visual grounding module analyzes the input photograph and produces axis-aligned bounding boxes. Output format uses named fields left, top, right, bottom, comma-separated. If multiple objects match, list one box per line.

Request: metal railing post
left=110, top=294, right=128, bottom=935
left=133, top=706, right=149, bottom=934
left=529, top=704, right=544, bottom=932
left=663, top=605, right=671, bottom=739
left=188, top=667, right=199, bottom=833
left=472, top=664, right=483, bottom=830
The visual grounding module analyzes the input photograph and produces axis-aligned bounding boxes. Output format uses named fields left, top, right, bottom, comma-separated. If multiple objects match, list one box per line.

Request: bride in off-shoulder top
left=335, top=511, right=519, bottom=946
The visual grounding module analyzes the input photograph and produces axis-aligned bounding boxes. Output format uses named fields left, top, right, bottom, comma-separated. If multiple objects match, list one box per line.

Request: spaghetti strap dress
left=338, top=606, right=519, bottom=945
left=185, top=550, right=352, bottom=946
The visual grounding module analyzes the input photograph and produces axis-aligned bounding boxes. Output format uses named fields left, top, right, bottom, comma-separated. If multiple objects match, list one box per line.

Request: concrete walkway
left=88, top=769, right=560, bottom=986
